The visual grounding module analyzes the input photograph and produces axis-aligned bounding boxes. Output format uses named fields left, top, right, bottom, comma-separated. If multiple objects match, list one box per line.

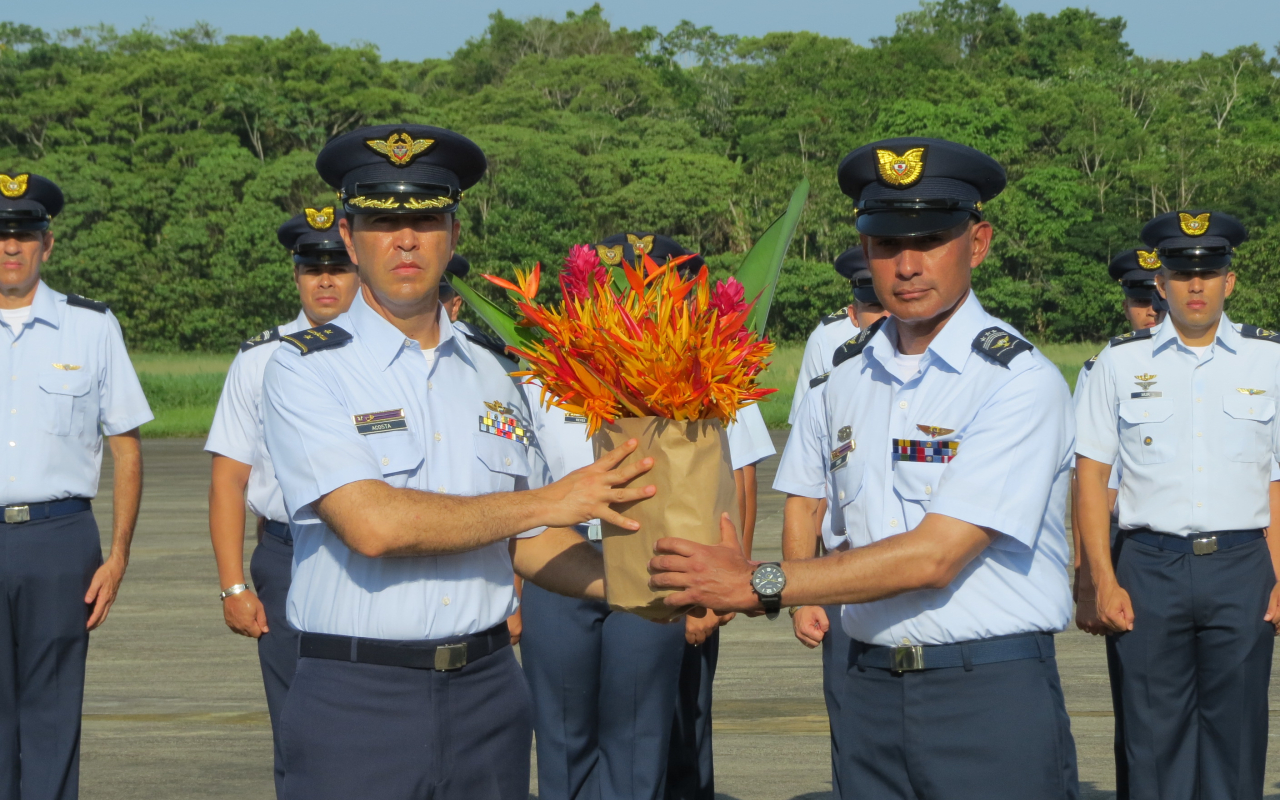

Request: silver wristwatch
left=219, top=583, right=249, bottom=601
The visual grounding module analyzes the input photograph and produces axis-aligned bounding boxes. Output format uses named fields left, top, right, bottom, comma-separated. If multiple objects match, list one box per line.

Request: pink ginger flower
left=562, top=244, right=608, bottom=301
left=709, top=277, right=746, bottom=317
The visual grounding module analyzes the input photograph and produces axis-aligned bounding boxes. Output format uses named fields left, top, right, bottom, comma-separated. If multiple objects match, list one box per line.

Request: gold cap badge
left=305, top=206, right=335, bottom=230
left=627, top=234, right=655, bottom=255
left=365, top=132, right=435, bottom=167
left=1179, top=212, right=1210, bottom=237
left=875, top=148, right=926, bottom=188
left=596, top=244, right=624, bottom=266
left=0, top=174, right=28, bottom=199
left=1137, top=250, right=1162, bottom=270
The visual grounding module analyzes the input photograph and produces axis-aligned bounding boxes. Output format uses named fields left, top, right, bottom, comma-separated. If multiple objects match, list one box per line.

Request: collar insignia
left=1238, top=388, right=1267, bottom=396
left=1179, top=212, right=1210, bottom=236
left=305, top=206, right=335, bottom=230
left=875, top=148, right=926, bottom=188
left=365, top=132, right=435, bottom=167
left=0, top=174, right=28, bottom=199
left=1134, top=373, right=1158, bottom=391
left=1137, top=250, right=1162, bottom=270
left=626, top=234, right=655, bottom=255
left=484, top=399, right=516, bottom=415
left=52, top=363, right=82, bottom=370
left=916, top=424, right=954, bottom=438
left=596, top=244, right=624, bottom=266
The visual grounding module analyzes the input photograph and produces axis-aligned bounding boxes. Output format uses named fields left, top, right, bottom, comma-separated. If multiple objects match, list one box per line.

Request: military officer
left=650, top=138, right=1079, bottom=800
left=790, top=248, right=888, bottom=423
left=0, top=171, right=153, bottom=799
left=1076, top=210, right=1279, bottom=800
left=205, top=205, right=360, bottom=798
left=260, top=125, right=656, bottom=800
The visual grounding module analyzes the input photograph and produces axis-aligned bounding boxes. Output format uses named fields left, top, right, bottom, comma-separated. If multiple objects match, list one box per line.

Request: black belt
left=298, top=622, right=510, bottom=671
left=854, top=632, right=1054, bottom=673
left=1124, top=527, right=1263, bottom=556
left=1, top=498, right=91, bottom=524
left=263, top=519, right=292, bottom=545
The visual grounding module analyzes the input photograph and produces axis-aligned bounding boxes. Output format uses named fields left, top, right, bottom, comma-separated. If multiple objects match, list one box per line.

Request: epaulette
left=462, top=329, right=514, bottom=363
left=820, top=308, right=848, bottom=326
left=239, top=327, right=281, bottom=352
left=809, top=372, right=829, bottom=388
left=65, top=293, right=108, bottom=314
left=1082, top=354, right=1099, bottom=372
left=1240, top=324, right=1280, bottom=343
left=972, top=326, right=1033, bottom=368
left=280, top=324, right=352, bottom=355
left=831, top=317, right=886, bottom=368
left=1109, top=328, right=1153, bottom=347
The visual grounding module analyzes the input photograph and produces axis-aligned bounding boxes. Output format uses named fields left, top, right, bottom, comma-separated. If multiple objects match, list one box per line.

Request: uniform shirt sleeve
left=727, top=402, right=775, bottom=470
left=204, top=351, right=260, bottom=465
left=789, top=324, right=827, bottom=425
left=262, top=352, right=384, bottom=523
left=1074, top=349, right=1120, bottom=465
left=773, top=386, right=828, bottom=498
left=928, top=362, right=1074, bottom=552
left=97, top=310, right=154, bottom=435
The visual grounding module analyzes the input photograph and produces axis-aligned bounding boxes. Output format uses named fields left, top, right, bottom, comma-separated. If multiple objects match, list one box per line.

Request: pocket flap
left=1223, top=394, right=1275, bottom=422
left=1118, top=398, right=1173, bottom=425
left=39, top=371, right=92, bottom=397
left=374, top=434, right=424, bottom=476
left=893, top=460, right=944, bottom=501
left=474, top=431, right=531, bottom=477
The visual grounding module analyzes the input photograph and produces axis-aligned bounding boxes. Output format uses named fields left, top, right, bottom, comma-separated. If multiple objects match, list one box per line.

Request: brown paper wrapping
left=592, top=416, right=739, bottom=621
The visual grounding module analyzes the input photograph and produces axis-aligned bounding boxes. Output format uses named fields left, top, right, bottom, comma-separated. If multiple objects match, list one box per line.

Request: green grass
left=133, top=353, right=233, bottom=438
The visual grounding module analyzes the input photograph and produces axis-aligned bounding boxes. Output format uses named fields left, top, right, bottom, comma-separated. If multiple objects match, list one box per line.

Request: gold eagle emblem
left=627, top=234, right=655, bottom=255
left=0, top=174, right=28, bottom=199
left=1179, top=212, right=1210, bottom=236
left=875, top=148, right=926, bottom=188
left=916, top=424, right=955, bottom=438
left=305, top=206, right=335, bottom=230
left=1134, top=373, right=1158, bottom=391
left=1137, top=250, right=1162, bottom=270
left=365, top=132, right=435, bottom=167
left=1238, top=388, right=1267, bottom=396
left=596, top=244, right=625, bottom=266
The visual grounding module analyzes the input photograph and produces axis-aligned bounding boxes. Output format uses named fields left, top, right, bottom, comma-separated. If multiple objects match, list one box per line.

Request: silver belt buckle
left=890, top=645, right=925, bottom=672
left=434, top=643, right=468, bottom=671
left=3, top=505, right=30, bottom=524
left=1192, top=536, right=1218, bottom=556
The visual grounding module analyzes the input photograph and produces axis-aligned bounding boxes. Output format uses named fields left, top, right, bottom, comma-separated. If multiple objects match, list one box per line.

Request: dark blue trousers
left=665, top=630, right=717, bottom=800
left=280, top=644, right=532, bottom=800
left=1104, top=522, right=1128, bottom=800
left=1113, top=535, right=1275, bottom=800
left=249, top=529, right=299, bottom=800
left=821, top=606, right=852, bottom=797
left=836, top=644, right=1079, bottom=800
left=0, top=510, right=101, bottom=800
left=520, top=578, right=686, bottom=800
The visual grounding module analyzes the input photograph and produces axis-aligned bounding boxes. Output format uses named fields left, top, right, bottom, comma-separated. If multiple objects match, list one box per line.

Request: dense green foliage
left=3, top=2, right=1280, bottom=350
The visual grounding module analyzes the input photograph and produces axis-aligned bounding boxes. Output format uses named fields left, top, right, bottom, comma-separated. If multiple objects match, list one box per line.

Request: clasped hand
left=648, top=513, right=763, bottom=615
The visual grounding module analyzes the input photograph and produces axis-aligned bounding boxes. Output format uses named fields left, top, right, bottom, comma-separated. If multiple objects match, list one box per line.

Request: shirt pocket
left=1118, top=398, right=1175, bottom=465
left=473, top=431, right=532, bottom=493
left=38, top=371, right=93, bottom=436
left=372, top=433, right=425, bottom=490
left=893, top=460, right=946, bottom=531
left=1221, top=394, right=1275, bottom=463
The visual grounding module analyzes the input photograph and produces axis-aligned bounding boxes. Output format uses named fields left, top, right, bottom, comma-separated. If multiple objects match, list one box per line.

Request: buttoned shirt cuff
left=771, top=478, right=825, bottom=498
left=102, top=411, right=155, bottom=437
left=926, top=503, right=1034, bottom=553
left=1073, top=441, right=1118, bottom=466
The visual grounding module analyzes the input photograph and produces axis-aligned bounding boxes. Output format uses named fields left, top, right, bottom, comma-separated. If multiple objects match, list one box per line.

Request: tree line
left=3, top=0, right=1279, bottom=351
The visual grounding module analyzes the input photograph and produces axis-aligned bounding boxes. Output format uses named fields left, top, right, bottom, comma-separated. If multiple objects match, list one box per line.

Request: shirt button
left=1196, top=432, right=1203, bottom=437
left=901, top=638, right=911, bottom=645
left=434, top=432, right=442, bottom=442
left=9, top=376, right=15, bottom=381
left=381, top=457, right=389, bottom=466
left=442, top=596, right=450, bottom=606
left=62, top=384, right=69, bottom=390
left=899, top=401, right=908, bottom=409
left=428, top=381, right=433, bottom=390
left=9, top=409, right=14, bottom=414
left=1143, top=411, right=1149, bottom=418
left=838, top=490, right=845, bottom=500
left=1197, top=502, right=1204, bottom=507
left=437, top=486, right=446, bottom=493
left=504, top=457, right=512, bottom=466
left=1196, top=397, right=1203, bottom=403
left=924, top=485, right=932, bottom=495
left=7, top=442, right=13, bottom=447
left=890, top=518, right=898, bottom=527
left=1197, top=466, right=1203, bottom=472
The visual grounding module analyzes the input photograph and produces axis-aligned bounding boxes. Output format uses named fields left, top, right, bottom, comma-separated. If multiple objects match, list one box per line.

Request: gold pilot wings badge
left=365, top=132, right=435, bottom=167
left=0, top=174, right=28, bottom=199
left=1238, top=388, right=1267, bottom=396
left=916, top=424, right=955, bottom=438
left=1134, top=373, right=1158, bottom=391
left=876, top=148, right=926, bottom=188
left=1179, top=212, right=1211, bottom=236
left=52, top=363, right=82, bottom=370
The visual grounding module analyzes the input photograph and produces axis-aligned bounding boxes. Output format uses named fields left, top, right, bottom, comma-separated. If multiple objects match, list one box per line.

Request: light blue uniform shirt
left=773, top=383, right=847, bottom=552
left=1075, top=314, right=1280, bottom=536
left=823, top=293, right=1074, bottom=646
left=790, top=312, right=856, bottom=425
left=262, top=293, right=551, bottom=641
left=0, top=281, right=152, bottom=504
left=204, top=311, right=309, bottom=523
left=1075, top=353, right=1122, bottom=493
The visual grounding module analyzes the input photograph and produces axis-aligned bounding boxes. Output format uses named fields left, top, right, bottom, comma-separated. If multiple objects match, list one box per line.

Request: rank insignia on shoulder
left=280, top=324, right=352, bottom=355
left=916, top=424, right=954, bottom=438
left=240, top=327, right=281, bottom=352
left=820, top=309, right=848, bottom=326
left=1241, top=324, right=1280, bottom=343
left=1083, top=354, right=1099, bottom=371
left=972, top=327, right=1032, bottom=367
left=1109, top=328, right=1153, bottom=347
left=65, top=293, right=108, bottom=313
left=480, top=410, right=532, bottom=446
left=462, top=329, right=513, bottom=362
left=809, top=372, right=830, bottom=388
left=832, top=317, right=886, bottom=368
left=892, top=439, right=959, bottom=463
left=352, top=409, right=407, bottom=435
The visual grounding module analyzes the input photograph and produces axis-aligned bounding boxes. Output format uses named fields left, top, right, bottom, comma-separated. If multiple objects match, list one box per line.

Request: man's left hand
left=650, top=514, right=762, bottom=614
left=1264, top=583, right=1280, bottom=634
left=85, top=557, right=127, bottom=631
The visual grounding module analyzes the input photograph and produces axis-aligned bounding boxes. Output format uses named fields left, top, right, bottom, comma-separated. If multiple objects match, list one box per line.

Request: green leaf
left=448, top=275, right=539, bottom=351
left=737, top=178, right=810, bottom=335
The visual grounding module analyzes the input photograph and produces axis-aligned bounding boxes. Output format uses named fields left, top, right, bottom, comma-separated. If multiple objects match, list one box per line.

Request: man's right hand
left=792, top=605, right=829, bottom=649
left=533, top=438, right=656, bottom=530
left=1095, top=579, right=1135, bottom=633
left=223, top=590, right=269, bottom=639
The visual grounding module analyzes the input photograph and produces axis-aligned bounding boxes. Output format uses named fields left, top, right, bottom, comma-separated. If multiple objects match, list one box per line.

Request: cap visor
left=852, top=286, right=880, bottom=304
left=1161, top=254, right=1232, bottom=272
left=855, top=209, right=973, bottom=238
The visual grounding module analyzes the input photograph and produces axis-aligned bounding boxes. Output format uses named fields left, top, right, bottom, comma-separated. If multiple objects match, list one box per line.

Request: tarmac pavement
left=78, top=435, right=1280, bottom=799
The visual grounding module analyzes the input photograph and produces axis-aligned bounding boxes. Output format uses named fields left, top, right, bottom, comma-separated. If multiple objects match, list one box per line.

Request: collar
left=29, top=281, right=60, bottom=328
left=865, top=290, right=989, bottom=375
left=348, top=291, right=458, bottom=371
left=1151, top=312, right=1240, bottom=355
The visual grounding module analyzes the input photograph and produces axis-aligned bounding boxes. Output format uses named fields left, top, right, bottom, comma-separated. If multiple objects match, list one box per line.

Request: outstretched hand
left=536, top=438, right=656, bottom=531
left=649, top=513, right=761, bottom=615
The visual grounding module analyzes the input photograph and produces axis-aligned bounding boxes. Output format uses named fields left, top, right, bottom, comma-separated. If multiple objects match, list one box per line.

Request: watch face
left=752, top=563, right=786, bottom=597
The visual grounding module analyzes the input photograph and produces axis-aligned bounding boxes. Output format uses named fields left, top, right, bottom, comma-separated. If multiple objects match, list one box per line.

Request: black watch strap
left=760, top=594, right=781, bottom=621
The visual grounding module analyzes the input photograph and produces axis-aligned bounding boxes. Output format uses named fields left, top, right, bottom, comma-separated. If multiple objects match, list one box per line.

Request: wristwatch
left=751, top=563, right=786, bottom=620
left=220, top=583, right=249, bottom=601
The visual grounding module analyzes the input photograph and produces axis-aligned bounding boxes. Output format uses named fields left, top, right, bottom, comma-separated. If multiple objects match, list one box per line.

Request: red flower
left=710, top=277, right=746, bottom=317
left=562, top=244, right=608, bottom=301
